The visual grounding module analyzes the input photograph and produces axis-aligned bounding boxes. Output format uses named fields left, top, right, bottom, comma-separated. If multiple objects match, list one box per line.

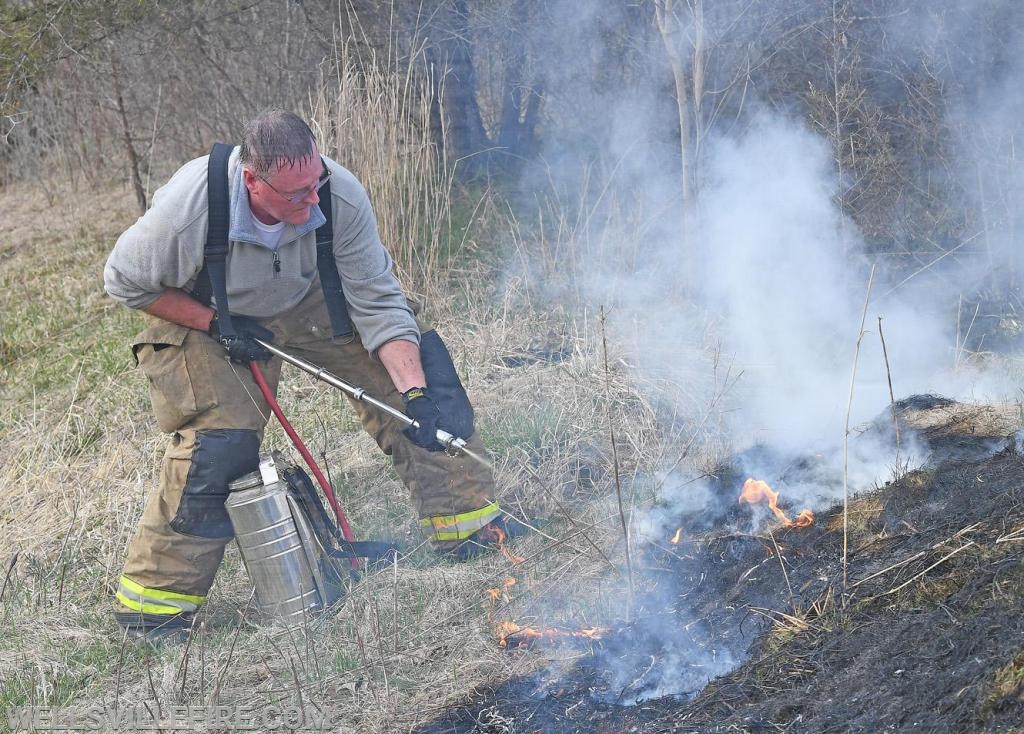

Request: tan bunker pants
left=116, top=285, right=498, bottom=617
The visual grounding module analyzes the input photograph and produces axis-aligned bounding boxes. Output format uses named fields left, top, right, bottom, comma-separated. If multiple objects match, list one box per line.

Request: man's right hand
left=401, top=387, right=447, bottom=451
left=207, top=314, right=274, bottom=364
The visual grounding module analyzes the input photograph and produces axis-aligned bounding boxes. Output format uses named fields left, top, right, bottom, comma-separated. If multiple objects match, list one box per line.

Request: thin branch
left=878, top=231, right=983, bottom=301
left=843, top=264, right=875, bottom=598
left=877, top=316, right=900, bottom=467
left=868, top=541, right=976, bottom=601
left=599, top=306, right=634, bottom=620
left=850, top=522, right=982, bottom=590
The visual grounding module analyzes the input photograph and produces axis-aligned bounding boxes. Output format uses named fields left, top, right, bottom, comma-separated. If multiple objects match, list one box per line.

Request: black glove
left=402, top=387, right=446, bottom=452
left=207, top=314, right=274, bottom=364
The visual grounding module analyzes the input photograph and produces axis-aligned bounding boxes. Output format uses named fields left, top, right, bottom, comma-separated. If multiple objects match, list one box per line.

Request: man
left=104, top=110, right=511, bottom=641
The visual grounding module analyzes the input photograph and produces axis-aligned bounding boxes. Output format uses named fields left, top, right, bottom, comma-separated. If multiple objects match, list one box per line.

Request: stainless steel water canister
left=225, top=457, right=327, bottom=621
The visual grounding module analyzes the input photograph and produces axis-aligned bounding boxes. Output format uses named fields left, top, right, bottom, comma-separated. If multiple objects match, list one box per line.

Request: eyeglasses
left=258, top=158, right=331, bottom=204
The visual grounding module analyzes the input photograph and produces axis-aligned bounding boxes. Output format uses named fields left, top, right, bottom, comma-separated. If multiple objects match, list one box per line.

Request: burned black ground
left=416, top=407, right=1024, bottom=734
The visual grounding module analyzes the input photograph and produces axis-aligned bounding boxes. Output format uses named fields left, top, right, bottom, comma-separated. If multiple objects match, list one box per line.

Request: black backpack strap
left=194, top=142, right=236, bottom=336
left=315, top=182, right=354, bottom=340
left=282, top=462, right=401, bottom=561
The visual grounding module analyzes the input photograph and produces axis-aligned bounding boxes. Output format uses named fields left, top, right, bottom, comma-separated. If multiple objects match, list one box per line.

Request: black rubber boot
left=113, top=611, right=194, bottom=645
left=451, top=515, right=534, bottom=561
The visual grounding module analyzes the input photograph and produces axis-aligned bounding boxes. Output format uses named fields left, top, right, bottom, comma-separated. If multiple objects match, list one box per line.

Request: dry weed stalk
left=599, top=307, right=635, bottom=621
left=516, top=454, right=618, bottom=570
left=954, top=295, right=982, bottom=370
left=750, top=606, right=813, bottom=636
left=877, top=316, right=901, bottom=467
left=852, top=522, right=983, bottom=594
left=869, top=541, right=977, bottom=601
left=0, top=553, right=18, bottom=601
left=843, top=265, right=875, bottom=597
left=309, top=37, right=454, bottom=292
left=995, top=524, right=1024, bottom=544
left=767, top=529, right=796, bottom=615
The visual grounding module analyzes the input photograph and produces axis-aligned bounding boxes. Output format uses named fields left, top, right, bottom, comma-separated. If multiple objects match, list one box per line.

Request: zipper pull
left=272, top=251, right=281, bottom=275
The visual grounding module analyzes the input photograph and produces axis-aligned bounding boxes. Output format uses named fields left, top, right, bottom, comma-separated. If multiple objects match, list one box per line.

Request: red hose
left=249, top=362, right=359, bottom=569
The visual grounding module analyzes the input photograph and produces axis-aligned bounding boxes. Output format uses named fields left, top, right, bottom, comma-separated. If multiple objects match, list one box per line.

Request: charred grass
left=416, top=430, right=1024, bottom=733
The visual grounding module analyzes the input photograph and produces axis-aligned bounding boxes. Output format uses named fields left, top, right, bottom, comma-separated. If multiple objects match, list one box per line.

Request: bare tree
left=109, top=48, right=147, bottom=214
left=655, top=0, right=705, bottom=291
left=424, top=0, right=492, bottom=172
left=655, top=0, right=701, bottom=212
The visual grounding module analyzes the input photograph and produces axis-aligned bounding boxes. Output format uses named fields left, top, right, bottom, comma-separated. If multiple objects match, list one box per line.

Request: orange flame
left=485, top=577, right=518, bottom=605
left=498, top=621, right=608, bottom=648
left=670, top=527, right=683, bottom=544
left=790, top=509, right=815, bottom=528
left=738, top=478, right=815, bottom=529
left=490, top=525, right=525, bottom=564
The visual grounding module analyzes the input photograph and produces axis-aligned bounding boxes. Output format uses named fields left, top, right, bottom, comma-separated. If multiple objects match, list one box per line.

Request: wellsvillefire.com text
left=6, top=704, right=341, bottom=731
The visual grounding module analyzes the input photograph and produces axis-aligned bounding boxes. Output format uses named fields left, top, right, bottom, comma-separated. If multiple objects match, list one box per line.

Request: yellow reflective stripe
left=116, top=576, right=205, bottom=615
left=431, top=528, right=482, bottom=541
left=118, top=576, right=206, bottom=604
left=115, top=592, right=185, bottom=616
left=419, top=502, right=501, bottom=529
left=420, top=502, right=501, bottom=541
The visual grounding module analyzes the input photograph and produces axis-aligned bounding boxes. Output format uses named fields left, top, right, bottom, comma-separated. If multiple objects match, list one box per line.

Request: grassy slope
left=4, top=182, right=1021, bottom=734
left=0, top=183, right=674, bottom=732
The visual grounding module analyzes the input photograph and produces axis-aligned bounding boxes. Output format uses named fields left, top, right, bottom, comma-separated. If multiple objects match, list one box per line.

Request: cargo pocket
left=132, top=323, right=219, bottom=433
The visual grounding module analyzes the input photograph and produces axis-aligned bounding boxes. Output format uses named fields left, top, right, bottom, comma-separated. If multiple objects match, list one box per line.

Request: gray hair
left=239, top=110, right=317, bottom=175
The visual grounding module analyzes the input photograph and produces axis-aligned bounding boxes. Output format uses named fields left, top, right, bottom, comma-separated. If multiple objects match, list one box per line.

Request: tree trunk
left=495, top=0, right=542, bottom=164
left=655, top=0, right=696, bottom=293
left=110, top=50, right=147, bottom=214
left=425, top=0, right=491, bottom=176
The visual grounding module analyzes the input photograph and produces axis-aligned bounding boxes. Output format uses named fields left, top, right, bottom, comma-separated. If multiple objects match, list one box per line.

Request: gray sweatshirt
left=103, top=147, right=418, bottom=353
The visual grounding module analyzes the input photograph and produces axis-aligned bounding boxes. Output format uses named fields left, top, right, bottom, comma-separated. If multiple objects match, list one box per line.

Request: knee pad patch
left=170, top=429, right=259, bottom=539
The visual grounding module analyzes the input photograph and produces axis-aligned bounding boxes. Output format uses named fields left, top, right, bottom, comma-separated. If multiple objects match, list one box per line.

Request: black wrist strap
left=402, top=387, right=427, bottom=404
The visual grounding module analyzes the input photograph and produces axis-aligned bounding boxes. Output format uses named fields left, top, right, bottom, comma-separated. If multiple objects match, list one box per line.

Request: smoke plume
left=508, top=0, right=1024, bottom=705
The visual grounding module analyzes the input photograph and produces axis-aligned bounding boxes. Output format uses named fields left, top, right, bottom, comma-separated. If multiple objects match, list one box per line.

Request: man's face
left=244, top=146, right=326, bottom=226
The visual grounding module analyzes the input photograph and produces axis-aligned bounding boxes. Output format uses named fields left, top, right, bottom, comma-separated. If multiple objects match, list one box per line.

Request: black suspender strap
left=315, top=182, right=354, bottom=340
left=197, top=142, right=237, bottom=336
left=195, top=143, right=352, bottom=340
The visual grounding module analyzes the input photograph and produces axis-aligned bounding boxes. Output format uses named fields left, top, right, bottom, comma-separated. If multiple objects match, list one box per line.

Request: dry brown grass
left=309, top=39, right=457, bottom=293
left=0, top=36, right=732, bottom=724
left=895, top=400, right=1023, bottom=439
left=0, top=173, right=724, bottom=731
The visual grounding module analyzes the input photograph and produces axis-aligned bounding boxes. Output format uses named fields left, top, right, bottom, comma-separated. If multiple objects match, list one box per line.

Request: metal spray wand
left=254, top=338, right=493, bottom=471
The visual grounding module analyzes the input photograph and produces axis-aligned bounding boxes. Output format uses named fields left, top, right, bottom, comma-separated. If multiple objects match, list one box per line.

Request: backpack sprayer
left=223, top=339, right=490, bottom=624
